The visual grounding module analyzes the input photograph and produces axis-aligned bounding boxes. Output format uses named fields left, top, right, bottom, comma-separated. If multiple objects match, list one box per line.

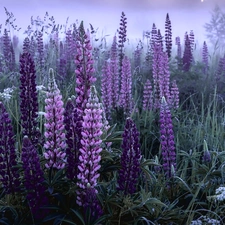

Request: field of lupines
left=1, top=6, right=225, bottom=225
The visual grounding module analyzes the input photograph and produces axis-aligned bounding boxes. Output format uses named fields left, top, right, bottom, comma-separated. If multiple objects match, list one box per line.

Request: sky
left=0, top=0, right=225, bottom=46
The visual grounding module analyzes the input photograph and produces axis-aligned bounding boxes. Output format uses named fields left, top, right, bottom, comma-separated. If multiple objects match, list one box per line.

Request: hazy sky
left=0, top=0, right=225, bottom=45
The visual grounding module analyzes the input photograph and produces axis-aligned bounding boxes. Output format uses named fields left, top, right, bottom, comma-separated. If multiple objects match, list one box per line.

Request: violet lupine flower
left=22, top=37, right=30, bottom=54
left=118, top=117, right=141, bottom=195
left=110, top=36, right=119, bottom=109
left=12, top=35, right=19, bottom=49
left=75, top=22, right=96, bottom=115
left=142, top=79, right=153, bottom=111
left=160, top=97, right=176, bottom=179
left=101, top=60, right=112, bottom=120
left=182, top=33, right=193, bottom=72
left=83, top=187, right=103, bottom=223
left=118, top=11, right=127, bottom=78
left=170, top=80, right=179, bottom=109
left=20, top=52, right=41, bottom=148
left=44, top=68, right=66, bottom=169
left=64, top=97, right=82, bottom=180
left=159, top=52, right=171, bottom=103
left=0, top=102, right=20, bottom=194
left=165, top=13, right=172, bottom=59
left=133, top=40, right=143, bottom=69
left=202, top=41, right=209, bottom=74
left=202, top=140, right=211, bottom=163
left=76, top=86, right=103, bottom=206
left=119, top=56, right=134, bottom=116
left=152, top=34, right=164, bottom=109
left=36, top=31, right=44, bottom=81
left=3, top=29, right=11, bottom=70
left=175, top=36, right=182, bottom=69
left=21, top=136, right=47, bottom=219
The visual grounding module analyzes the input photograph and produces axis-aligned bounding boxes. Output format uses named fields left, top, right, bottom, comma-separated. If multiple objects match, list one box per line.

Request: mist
left=0, top=0, right=225, bottom=46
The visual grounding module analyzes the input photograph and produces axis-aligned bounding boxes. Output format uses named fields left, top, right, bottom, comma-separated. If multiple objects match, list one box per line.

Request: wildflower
left=160, top=97, right=176, bottom=179
left=75, top=21, right=96, bottom=115
left=20, top=52, right=41, bottom=148
left=202, top=41, right=209, bottom=74
left=142, top=79, right=153, bottom=111
left=76, top=86, right=103, bottom=206
left=118, top=117, right=141, bottom=195
left=43, top=68, right=66, bottom=169
left=64, top=97, right=82, bottom=180
left=165, top=13, right=172, bottom=58
left=0, top=101, right=20, bottom=194
left=119, top=56, right=133, bottom=116
left=21, top=136, right=47, bottom=219
left=202, top=140, right=211, bottom=163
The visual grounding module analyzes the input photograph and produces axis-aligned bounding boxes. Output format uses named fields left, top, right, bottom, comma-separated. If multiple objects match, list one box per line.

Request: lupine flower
left=12, top=35, right=19, bottom=49
left=3, top=29, right=11, bottom=70
left=170, top=80, right=179, bottom=109
left=215, top=54, right=225, bottom=82
left=21, top=136, right=47, bottom=219
left=83, top=187, right=103, bottom=223
left=101, top=60, right=112, bottom=120
left=118, top=11, right=127, bottom=78
left=202, top=41, right=209, bottom=74
left=160, top=97, right=176, bottom=179
left=202, top=140, right=211, bottom=163
left=75, top=21, right=96, bottom=115
left=152, top=35, right=164, bottom=109
left=44, top=68, right=66, bottom=169
left=133, top=40, right=143, bottom=69
left=119, top=56, right=134, bottom=116
left=159, top=52, right=171, bottom=103
left=165, top=13, right=172, bottom=59
left=64, top=97, right=82, bottom=180
left=110, top=35, right=119, bottom=109
left=142, top=79, right=153, bottom=111
left=118, top=117, right=141, bottom=195
left=182, top=33, right=193, bottom=72
left=0, top=102, right=20, bottom=194
left=76, top=86, right=103, bottom=206
left=19, top=52, right=41, bottom=148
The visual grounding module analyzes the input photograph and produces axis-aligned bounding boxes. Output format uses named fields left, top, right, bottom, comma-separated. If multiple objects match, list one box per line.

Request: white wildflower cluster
left=190, top=216, right=220, bottom=225
left=0, top=87, right=15, bottom=100
left=215, top=186, right=225, bottom=202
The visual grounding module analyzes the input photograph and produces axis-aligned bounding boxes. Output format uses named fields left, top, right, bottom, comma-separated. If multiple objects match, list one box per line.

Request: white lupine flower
left=190, top=216, right=220, bottom=225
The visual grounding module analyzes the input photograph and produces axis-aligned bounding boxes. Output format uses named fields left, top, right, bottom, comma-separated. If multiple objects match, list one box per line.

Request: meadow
left=0, top=6, right=225, bottom=225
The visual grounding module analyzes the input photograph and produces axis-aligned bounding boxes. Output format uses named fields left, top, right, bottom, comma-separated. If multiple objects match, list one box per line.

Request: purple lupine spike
left=64, top=97, right=82, bottom=180
left=160, top=97, right=176, bottom=179
left=75, top=21, right=96, bottom=115
left=22, top=37, right=30, bottom=54
left=29, top=36, right=36, bottom=59
left=118, top=11, right=127, bottom=77
left=3, top=29, right=11, bottom=69
left=43, top=68, right=66, bottom=169
left=118, top=117, right=141, bottom=195
left=182, top=33, right=193, bottom=72
left=157, top=29, right=163, bottom=50
left=133, top=40, right=143, bottom=69
left=202, top=140, right=211, bottom=163
left=143, top=79, right=153, bottom=111
left=159, top=52, right=171, bottom=103
left=170, top=80, right=179, bottom=109
left=76, top=85, right=103, bottom=206
left=101, top=60, right=112, bottom=120
left=189, top=30, right=195, bottom=53
left=0, top=102, right=20, bottom=194
left=165, top=13, right=172, bottom=59
left=152, top=34, right=164, bottom=110
left=119, top=56, right=134, bottom=116
left=202, top=41, right=209, bottom=74
left=110, top=36, right=119, bottom=108
left=19, top=52, right=41, bottom=148
left=21, top=135, right=47, bottom=219
left=83, top=187, right=103, bottom=223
